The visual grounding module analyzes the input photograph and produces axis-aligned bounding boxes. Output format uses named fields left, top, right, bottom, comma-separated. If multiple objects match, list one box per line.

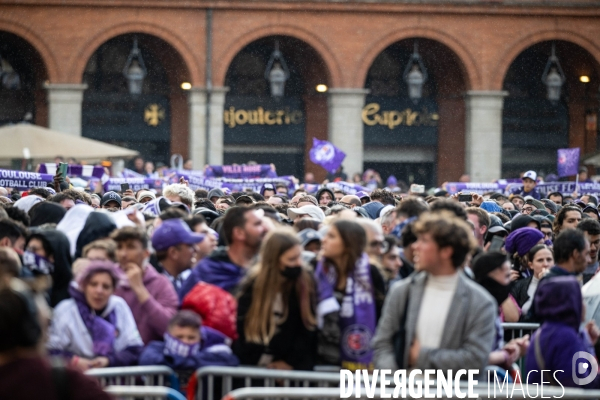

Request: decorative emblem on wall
left=144, top=104, right=165, bottom=127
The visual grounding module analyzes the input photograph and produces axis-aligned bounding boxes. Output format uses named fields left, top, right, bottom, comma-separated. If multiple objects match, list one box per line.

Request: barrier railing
left=221, top=385, right=600, bottom=400
left=501, top=322, right=539, bottom=342
left=105, top=385, right=186, bottom=400
left=195, top=366, right=340, bottom=400
left=86, top=366, right=180, bottom=391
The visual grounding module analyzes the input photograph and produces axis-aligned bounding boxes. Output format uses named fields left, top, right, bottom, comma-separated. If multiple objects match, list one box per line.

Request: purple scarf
left=315, top=254, right=376, bottom=370
left=70, top=286, right=117, bottom=357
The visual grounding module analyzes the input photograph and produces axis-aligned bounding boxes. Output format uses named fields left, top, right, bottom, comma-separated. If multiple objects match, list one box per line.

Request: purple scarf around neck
left=70, top=286, right=117, bottom=357
left=315, top=253, right=376, bottom=370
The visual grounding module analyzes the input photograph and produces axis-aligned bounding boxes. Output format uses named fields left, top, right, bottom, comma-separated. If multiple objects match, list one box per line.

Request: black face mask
left=479, top=277, right=511, bottom=306
left=280, top=266, right=302, bottom=280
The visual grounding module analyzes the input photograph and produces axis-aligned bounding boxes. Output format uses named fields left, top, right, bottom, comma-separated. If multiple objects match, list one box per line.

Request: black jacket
left=233, top=278, right=317, bottom=370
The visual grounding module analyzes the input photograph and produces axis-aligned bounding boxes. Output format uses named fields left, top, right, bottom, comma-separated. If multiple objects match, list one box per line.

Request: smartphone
left=489, top=235, right=505, bottom=252
left=410, top=184, right=425, bottom=194
left=57, top=162, right=68, bottom=183
left=121, top=183, right=130, bottom=192
left=458, top=193, right=472, bottom=202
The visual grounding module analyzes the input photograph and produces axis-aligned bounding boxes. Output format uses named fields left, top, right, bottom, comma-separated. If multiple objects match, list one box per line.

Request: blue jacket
left=138, top=326, right=239, bottom=370
left=525, top=277, right=599, bottom=388
left=516, top=187, right=541, bottom=200
left=179, top=247, right=245, bottom=299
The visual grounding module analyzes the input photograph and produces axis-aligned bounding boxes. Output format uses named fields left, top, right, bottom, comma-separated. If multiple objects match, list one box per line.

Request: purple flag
left=0, top=169, right=54, bottom=190
left=557, top=148, right=580, bottom=177
left=309, top=138, right=346, bottom=173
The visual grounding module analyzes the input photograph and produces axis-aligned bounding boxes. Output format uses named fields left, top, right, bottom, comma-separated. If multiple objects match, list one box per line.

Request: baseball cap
left=137, top=190, right=156, bottom=202
left=151, top=218, right=204, bottom=251
left=297, top=228, right=323, bottom=247
left=522, top=171, right=537, bottom=181
left=355, top=191, right=370, bottom=199
left=287, top=205, right=325, bottom=222
left=101, top=191, right=122, bottom=207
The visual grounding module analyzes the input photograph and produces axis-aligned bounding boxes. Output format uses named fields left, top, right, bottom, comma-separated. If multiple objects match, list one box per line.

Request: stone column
left=188, top=88, right=207, bottom=168
left=44, top=83, right=88, bottom=136
left=465, top=90, right=508, bottom=182
left=327, top=88, right=370, bottom=176
left=188, top=87, right=229, bottom=168
left=208, top=87, right=229, bottom=165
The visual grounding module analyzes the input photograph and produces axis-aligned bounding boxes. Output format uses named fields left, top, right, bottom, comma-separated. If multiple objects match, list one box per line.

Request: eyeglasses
left=522, top=206, right=536, bottom=214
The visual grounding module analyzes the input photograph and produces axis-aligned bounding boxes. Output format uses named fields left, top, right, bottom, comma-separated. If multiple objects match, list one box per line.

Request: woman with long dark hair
left=511, top=244, right=554, bottom=319
left=315, top=219, right=385, bottom=370
left=234, top=228, right=317, bottom=370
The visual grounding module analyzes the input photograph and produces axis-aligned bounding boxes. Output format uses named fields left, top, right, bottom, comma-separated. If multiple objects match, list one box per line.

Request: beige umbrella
left=0, top=124, right=138, bottom=161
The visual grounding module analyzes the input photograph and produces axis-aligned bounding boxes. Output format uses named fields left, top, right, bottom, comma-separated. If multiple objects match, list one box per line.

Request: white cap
left=523, top=170, right=537, bottom=181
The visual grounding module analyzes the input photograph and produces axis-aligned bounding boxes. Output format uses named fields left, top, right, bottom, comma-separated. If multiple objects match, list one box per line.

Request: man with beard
left=179, top=207, right=266, bottom=298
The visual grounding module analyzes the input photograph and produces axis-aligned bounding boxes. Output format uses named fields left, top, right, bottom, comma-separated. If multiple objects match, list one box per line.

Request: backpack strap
left=534, top=328, right=560, bottom=386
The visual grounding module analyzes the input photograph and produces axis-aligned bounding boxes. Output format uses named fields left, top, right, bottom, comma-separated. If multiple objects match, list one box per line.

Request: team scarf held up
left=163, top=333, right=200, bottom=358
left=315, top=253, right=376, bottom=371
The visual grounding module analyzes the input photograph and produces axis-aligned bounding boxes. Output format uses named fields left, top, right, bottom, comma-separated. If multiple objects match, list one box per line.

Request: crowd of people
left=2, top=164, right=600, bottom=398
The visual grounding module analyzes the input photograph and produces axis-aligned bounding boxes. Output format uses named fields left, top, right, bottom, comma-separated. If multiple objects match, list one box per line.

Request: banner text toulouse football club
left=0, top=169, right=53, bottom=190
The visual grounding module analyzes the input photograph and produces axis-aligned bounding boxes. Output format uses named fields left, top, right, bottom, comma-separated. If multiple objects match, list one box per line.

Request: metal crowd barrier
left=195, top=366, right=341, bottom=400
left=221, top=385, right=600, bottom=400
left=86, top=366, right=180, bottom=391
left=501, top=322, right=540, bottom=342
left=105, top=385, right=186, bottom=400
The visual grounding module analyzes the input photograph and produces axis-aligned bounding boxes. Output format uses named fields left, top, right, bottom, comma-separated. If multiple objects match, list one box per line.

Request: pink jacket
left=115, top=265, right=178, bottom=344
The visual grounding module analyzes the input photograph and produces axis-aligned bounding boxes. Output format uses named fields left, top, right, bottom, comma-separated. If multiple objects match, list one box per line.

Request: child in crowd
left=139, top=310, right=239, bottom=390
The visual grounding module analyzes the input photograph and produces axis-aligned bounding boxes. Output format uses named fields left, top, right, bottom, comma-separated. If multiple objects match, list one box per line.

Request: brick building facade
left=1, top=0, right=599, bottom=184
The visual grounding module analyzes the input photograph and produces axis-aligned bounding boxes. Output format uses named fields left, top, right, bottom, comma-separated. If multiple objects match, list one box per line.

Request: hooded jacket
left=525, top=277, right=600, bottom=388
left=47, top=291, right=143, bottom=366
left=138, top=326, right=239, bottom=370
left=32, top=228, right=73, bottom=307
left=115, top=265, right=179, bottom=344
left=179, top=247, right=245, bottom=299
left=29, top=202, right=66, bottom=227
left=315, top=188, right=334, bottom=205
left=75, top=212, right=117, bottom=259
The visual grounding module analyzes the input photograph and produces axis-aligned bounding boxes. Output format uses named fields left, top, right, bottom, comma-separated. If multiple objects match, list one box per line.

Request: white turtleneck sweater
left=415, top=273, right=459, bottom=349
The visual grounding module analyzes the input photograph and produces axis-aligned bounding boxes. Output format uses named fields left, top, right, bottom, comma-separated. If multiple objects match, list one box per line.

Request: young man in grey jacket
left=372, top=212, right=497, bottom=372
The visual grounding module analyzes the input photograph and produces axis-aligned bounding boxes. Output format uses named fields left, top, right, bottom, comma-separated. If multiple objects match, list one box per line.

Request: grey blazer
left=372, top=270, right=497, bottom=371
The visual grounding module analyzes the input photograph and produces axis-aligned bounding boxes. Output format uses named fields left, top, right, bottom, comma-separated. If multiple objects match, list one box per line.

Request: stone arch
left=0, top=19, right=57, bottom=82
left=492, top=29, right=600, bottom=91
left=213, top=24, right=341, bottom=88
left=354, top=26, right=479, bottom=90
left=69, top=22, right=198, bottom=85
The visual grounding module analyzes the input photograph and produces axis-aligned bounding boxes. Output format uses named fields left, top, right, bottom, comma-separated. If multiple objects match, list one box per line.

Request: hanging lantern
left=403, top=41, right=428, bottom=104
left=264, top=41, right=290, bottom=98
left=541, top=43, right=566, bottom=102
left=123, top=37, right=147, bottom=95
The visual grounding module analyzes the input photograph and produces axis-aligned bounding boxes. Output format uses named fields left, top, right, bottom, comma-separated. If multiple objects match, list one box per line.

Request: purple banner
left=39, top=163, right=105, bottom=179
left=103, top=178, right=163, bottom=192
left=557, top=148, right=580, bottom=177
left=185, top=175, right=295, bottom=193
left=119, top=168, right=146, bottom=178
left=445, top=182, right=508, bottom=195
left=326, top=182, right=370, bottom=196
left=0, top=169, right=53, bottom=190
left=510, top=182, right=600, bottom=196
left=309, top=138, right=346, bottom=173
left=204, top=164, right=277, bottom=179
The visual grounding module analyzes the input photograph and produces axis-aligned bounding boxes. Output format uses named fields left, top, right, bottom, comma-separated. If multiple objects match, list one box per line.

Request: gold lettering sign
left=362, top=103, right=439, bottom=129
left=144, top=104, right=165, bottom=127
left=223, top=106, right=303, bottom=128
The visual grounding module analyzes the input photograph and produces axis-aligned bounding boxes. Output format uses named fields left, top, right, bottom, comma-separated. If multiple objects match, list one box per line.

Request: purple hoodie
left=115, top=265, right=179, bottom=344
left=526, top=277, right=600, bottom=388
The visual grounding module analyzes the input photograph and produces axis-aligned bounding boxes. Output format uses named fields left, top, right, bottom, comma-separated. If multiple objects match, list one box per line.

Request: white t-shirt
left=415, top=272, right=459, bottom=349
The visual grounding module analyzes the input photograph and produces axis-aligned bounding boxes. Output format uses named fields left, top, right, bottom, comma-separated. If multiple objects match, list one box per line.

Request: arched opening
left=82, top=33, right=191, bottom=166
left=363, top=38, right=467, bottom=187
left=0, top=31, right=49, bottom=127
left=502, top=40, right=600, bottom=178
left=224, top=35, right=330, bottom=178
